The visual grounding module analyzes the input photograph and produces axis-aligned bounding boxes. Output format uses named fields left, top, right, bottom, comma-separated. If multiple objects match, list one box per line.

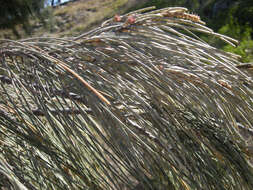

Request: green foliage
left=232, top=0, right=253, bottom=29
left=0, top=0, right=45, bottom=28
left=212, top=0, right=253, bottom=62
left=198, top=0, right=253, bottom=62
left=219, top=22, right=253, bottom=62
left=0, top=0, right=46, bottom=37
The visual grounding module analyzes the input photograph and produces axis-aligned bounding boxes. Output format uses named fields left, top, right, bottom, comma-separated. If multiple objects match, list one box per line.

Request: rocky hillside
left=0, top=0, right=148, bottom=39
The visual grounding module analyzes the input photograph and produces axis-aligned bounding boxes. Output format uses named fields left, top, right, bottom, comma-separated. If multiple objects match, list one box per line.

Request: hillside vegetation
left=0, top=0, right=148, bottom=39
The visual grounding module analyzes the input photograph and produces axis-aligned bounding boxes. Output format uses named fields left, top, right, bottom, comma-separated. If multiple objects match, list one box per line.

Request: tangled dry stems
left=0, top=6, right=253, bottom=190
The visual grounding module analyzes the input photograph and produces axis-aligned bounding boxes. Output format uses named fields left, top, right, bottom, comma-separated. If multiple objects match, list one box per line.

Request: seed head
left=126, top=15, right=136, bottom=24
left=114, top=14, right=121, bottom=22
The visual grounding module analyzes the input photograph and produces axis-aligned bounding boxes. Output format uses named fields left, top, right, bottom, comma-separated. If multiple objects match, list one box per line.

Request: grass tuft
left=1, top=6, right=253, bottom=190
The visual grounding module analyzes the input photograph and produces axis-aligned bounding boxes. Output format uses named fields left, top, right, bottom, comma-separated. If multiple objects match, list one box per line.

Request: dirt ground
left=52, top=0, right=150, bottom=37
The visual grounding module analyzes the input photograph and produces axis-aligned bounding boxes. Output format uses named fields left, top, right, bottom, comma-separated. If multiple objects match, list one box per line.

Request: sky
left=45, top=0, right=71, bottom=6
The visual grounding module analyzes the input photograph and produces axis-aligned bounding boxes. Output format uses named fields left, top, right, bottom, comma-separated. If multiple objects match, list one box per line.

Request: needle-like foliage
left=1, top=6, right=253, bottom=190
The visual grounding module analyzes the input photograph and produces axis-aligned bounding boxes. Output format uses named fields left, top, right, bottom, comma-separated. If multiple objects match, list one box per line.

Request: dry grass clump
left=0, top=7, right=253, bottom=190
